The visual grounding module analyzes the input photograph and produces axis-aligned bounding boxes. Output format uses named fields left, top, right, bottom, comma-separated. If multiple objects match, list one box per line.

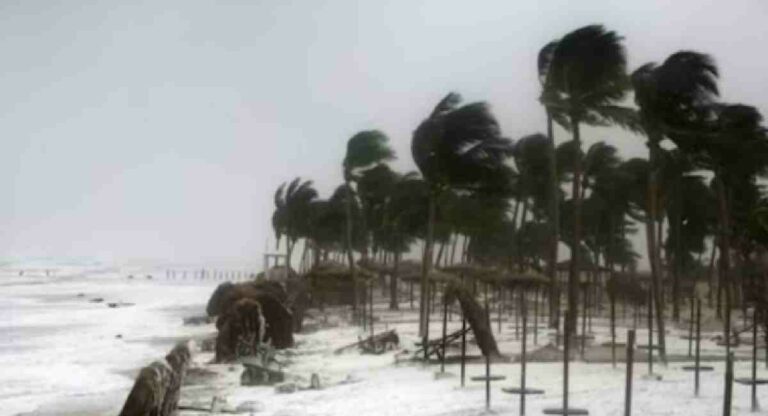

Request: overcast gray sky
left=1, top=0, right=766, bottom=265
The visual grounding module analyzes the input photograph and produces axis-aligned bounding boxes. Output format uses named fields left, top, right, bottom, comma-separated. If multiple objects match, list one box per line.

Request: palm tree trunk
left=567, top=116, right=583, bottom=336
left=435, top=240, right=446, bottom=267
left=419, top=192, right=437, bottom=337
left=344, top=179, right=358, bottom=315
left=714, top=173, right=733, bottom=355
left=708, top=237, right=717, bottom=308
left=450, top=233, right=458, bottom=266
left=546, top=111, right=560, bottom=329
left=518, top=199, right=529, bottom=272
left=390, top=249, right=400, bottom=310
left=646, top=140, right=667, bottom=362
left=672, top=174, right=682, bottom=321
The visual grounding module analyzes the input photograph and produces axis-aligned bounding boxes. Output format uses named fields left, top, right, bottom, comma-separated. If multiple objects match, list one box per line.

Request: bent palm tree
left=633, top=51, right=719, bottom=361
left=411, top=92, right=514, bottom=337
left=273, top=178, right=318, bottom=271
left=545, top=25, right=637, bottom=334
left=343, top=130, right=395, bottom=317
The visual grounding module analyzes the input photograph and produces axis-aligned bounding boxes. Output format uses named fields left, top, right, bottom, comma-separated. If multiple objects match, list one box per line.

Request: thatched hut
left=207, top=280, right=296, bottom=359
left=606, top=271, right=648, bottom=306
left=305, top=261, right=375, bottom=306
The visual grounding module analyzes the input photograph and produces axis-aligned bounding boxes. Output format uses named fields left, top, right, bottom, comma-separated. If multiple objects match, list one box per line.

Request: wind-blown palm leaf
left=412, top=93, right=514, bottom=192
left=633, top=51, right=719, bottom=137
left=548, top=25, right=629, bottom=112
left=344, top=130, right=395, bottom=175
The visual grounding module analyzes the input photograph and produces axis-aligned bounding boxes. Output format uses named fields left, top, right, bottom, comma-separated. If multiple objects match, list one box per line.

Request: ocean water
left=0, top=264, right=219, bottom=415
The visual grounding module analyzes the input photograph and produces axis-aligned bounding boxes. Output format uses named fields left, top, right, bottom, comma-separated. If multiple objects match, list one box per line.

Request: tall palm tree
left=544, top=25, right=637, bottom=333
left=632, top=51, right=719, bottom=360
left=411, top=92, right=514, bottom=337
left=382, top=174, right=429, bottom=309
left=272, top=178, right=318, bottom=271
left=343, top=130, right=394, bottom=316
left=538, top=41, right=567, bottom=326
left=685, top=104, right=768, bottom=354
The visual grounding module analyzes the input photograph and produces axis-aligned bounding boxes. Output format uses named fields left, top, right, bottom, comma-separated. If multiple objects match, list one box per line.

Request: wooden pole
left=515, top=288, right=520, bottom=339
left=461, top=315, right=466, bottom=387
left=485, top=295, right=491, bottom=410
left=695, top=299, right=702, bottom=396
left=564, top=310, right=571, bottom=413
left=520, top=289, right=528, bottom=415
left=625, top=329, right=635, bottom=416
left=534, top=287, right=539, bottom=346
left=369, top=283, right=374, bottom=338
left=648, top=286, right=654, bottom=375
left=581, top=284, right=587, bottom=357
left=724, top=352, right=734, bottom=416
left=410, top=281, right=414, bottom=309
left=611, top=292, right=617, bottom=368
left=498, top=286, right=503, bottom=334
left=688, top=294, right=695, bottom=358
left=751, top=308, right=758, bottom=412
left=441, top=296, right=448, bottom=374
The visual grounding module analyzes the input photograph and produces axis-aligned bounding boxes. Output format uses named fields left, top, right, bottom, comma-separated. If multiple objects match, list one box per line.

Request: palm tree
left=544, top=25, right=637, bottom=333
left=685, top=104, right=768, bottom=354
left=538, top=41, right=567, bottom=326
left=272, top=178, right=318, bottom=271
left=411, top=92, right=514, bottom=337
left=343, top=130, right=395, bottom=316
left=632, top=51, right=719, bottom=360
left=382, top=174, right=429, bottom=309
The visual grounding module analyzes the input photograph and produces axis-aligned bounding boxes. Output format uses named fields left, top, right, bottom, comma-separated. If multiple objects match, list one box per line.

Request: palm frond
left=344, top=130, right=395, bottom=172
left=548, top=25, right=629, bottom=109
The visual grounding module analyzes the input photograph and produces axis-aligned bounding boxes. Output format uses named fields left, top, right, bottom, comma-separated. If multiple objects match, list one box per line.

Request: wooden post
left=724, top=352, right=734, bottom=416
left=485, top=352, right=491, bottom=410
left=688, top=293, right=695, bottom=358
left=555, top=304, right=561, bottom=348
left=564, top=310, right=571, bottom=413
left=625, top=329, right=635, bottom=416
left=515, top=287, right=520, bottom=339
left=369, top=283, right=374, bottom=338
left=441, top=296, right=448, bottom=374
left=485, top=295, right=491, bottom=410
left=648, top=286, right=654, bottom=375
left=520, top=290, right=528, bottom=415
left=361, top=281, right=367, bottom=330
left=695, top=299, right=702, bottom=396
left=751, top=308, right=758, bottom=412
left=461, top=315, right=466, bottom=387
left=581, top=284, right=588, bottom=357
left=611, top=292, right=617, bottom=369
left=534, top=287, right=539, bottom=346
left=409, top=281, right=414, bottom=309
left=498, top=286, right=503, bottom=335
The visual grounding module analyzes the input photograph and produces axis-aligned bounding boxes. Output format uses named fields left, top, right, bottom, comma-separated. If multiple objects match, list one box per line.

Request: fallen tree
left=444, top=281, right=500, bottom=358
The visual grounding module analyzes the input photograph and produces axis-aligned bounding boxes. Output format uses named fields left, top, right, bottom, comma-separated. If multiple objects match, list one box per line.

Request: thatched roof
left=256, top=265, right=297, bottom=281
left=306, top=261, right=376, bottom=281
left=475, top=270, right=549, bottom=288
left=357, top=258, right=389, bottom=274
left=556, top=259, right=610, bottom=272
left=441, top=263, right=490, bottom=277
left=399, top=269, right=459, bottom=284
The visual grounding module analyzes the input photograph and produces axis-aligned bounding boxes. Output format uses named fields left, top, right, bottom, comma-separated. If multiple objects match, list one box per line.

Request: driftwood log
left=333, top=329, right=399, bottom=355
left=118, top=342, right=191, bottom=416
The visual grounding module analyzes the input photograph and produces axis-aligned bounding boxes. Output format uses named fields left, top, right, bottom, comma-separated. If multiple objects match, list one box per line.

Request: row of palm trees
left=272, top=24, right=768, bottom=361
